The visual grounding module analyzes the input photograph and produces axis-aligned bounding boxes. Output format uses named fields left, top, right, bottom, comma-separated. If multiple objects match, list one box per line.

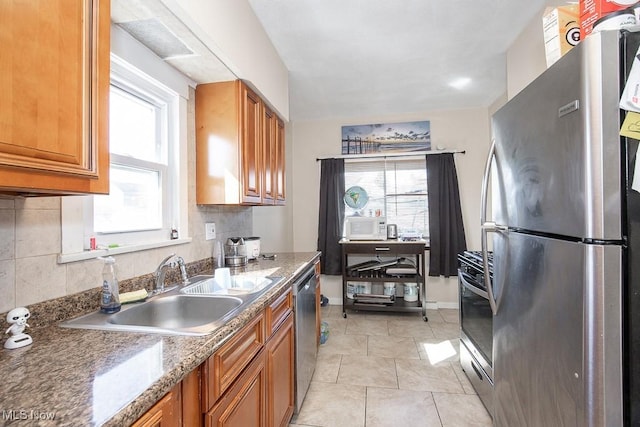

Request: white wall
left=162, top=0, right=290, bottom=120
left=289, top=108, right=492, bottom=305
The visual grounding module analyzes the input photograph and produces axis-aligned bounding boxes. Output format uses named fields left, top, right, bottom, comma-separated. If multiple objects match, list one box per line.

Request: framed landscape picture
left=341, top=120, right=431, bottom=155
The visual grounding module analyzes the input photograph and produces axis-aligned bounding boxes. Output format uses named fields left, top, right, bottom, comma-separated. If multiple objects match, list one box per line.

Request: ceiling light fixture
left=449, top=77, right=471, bottom=90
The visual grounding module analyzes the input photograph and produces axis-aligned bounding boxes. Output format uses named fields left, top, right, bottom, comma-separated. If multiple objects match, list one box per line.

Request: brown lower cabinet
left=206, top=348, right=267, bottom=427
left=134, top=288, right=296, bottom=427
left=203, top=293, right=294, bottom=427
left=131, top=383, right=182, bottom=427
left=266, top=312, right=294, bottom=427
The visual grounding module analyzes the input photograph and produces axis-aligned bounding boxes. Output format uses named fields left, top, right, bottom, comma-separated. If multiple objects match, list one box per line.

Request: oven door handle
left=458, top=271, right=489, bottom=300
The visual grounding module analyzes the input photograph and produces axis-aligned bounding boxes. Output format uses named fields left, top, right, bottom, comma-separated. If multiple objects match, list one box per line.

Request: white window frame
left=344, top=156, right=429, bottom=239
left=58, top=25, right=193, bottom=263
left=91, top=61, right=174, bottom=241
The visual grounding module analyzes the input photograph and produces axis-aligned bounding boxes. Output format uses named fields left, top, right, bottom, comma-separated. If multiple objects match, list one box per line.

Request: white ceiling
left=246, top=0, right=555, bottom=121
left=113, top=1, right=570, bottom=122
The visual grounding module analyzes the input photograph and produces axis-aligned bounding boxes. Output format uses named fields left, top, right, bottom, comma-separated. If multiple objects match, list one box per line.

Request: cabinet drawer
left=266, top=289, right=292, bottom=337
left=203, top=313, right=265, bottom=409
left=342, top=243, right=424, bottom=256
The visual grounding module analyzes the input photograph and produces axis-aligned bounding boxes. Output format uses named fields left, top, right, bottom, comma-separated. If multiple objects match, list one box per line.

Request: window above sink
left=58, top=25, right=194, bottom=264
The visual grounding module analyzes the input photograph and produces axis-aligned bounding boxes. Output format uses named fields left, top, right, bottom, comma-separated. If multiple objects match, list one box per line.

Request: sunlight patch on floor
left=422, top=340, right=457, bottom=365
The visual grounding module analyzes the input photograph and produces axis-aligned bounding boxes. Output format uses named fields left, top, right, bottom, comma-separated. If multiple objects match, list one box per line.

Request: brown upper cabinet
left=195, top=80, right=286, bottom=205
left=0, top=0, right=110, bottom=196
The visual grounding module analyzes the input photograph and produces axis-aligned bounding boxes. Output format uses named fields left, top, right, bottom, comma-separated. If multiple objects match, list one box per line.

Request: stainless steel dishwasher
left=292, top=266, right=318, bottom=414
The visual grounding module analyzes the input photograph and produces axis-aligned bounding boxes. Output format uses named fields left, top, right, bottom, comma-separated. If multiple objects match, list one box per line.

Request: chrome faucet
left=154, top=254, right=189, bottom=294
left=176, top=256, right=189, bottom=285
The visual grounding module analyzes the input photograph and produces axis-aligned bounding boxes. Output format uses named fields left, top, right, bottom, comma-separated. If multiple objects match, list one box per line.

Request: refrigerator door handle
left=481, top=139, right=500, bottom=315
left=481, top=221, right=508, bottom=233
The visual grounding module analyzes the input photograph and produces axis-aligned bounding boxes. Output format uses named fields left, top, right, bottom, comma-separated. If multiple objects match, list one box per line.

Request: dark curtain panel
left=426, top=153, right=467, bottom=277
left=317, top=158, right=345, bottom=275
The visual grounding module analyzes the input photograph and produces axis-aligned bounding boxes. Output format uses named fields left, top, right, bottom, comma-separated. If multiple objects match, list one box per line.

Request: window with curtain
left=344, top=157, right=428, bottom=239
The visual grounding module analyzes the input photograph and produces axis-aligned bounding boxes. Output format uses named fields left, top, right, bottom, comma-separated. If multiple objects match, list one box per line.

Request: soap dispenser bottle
left=99, top=256, right=121, bottom=313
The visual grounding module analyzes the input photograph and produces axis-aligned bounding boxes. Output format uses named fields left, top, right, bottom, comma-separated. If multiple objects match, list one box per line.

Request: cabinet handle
left=374, top=247, right=390, bottom=251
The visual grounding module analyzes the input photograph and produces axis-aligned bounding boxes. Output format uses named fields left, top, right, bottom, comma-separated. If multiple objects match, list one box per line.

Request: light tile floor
left=290, top=306, right=493, bottom=427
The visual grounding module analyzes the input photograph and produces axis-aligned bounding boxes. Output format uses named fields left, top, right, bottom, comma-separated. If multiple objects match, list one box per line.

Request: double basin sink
left=61, top=275, right=284, bottom=336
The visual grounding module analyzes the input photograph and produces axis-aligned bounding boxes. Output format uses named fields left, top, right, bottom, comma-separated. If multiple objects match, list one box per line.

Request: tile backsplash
left=0, top=196, right=252, bottom=314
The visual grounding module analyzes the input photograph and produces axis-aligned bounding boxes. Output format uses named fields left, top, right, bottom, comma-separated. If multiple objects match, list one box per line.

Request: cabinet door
left=262, top=105, right=276, bottom=203
left=240, top=84, right=262, bottom=204
left=206, top=349, right=266, bottom=427
left=274, top=117, right=286, bottom=205
left=266, top=313, right=294, bottom=427
left=182, top=368, right=202, bottom=427
left=195, top=81, right=240, bottom=205
left=0, top=0, right=109, bottom=195
left=132, top=383, right=182, bottom=427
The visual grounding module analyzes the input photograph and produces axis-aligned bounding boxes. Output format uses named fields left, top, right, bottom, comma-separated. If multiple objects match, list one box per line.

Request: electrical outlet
left=205, top=222, right=216, bottom=240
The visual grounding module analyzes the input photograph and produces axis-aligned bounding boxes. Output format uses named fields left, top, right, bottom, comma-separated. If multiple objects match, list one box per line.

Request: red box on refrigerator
left=580, top=0, right=637, bottom=37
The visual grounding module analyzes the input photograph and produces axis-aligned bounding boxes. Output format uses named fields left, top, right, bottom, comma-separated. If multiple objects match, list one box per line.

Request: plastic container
left=320, top=321, right=330, bottom=344
left=356, top=282, right=371, bottom=295
left=383, top=283, right=396, bottom=296
left=346, top=281, right=371, bottom=298
left=403, top=283, right=418, bottom=302
left=346, top=282, right=356, bottom=299
left=213, top=240, right=224, bottom=268
left=99, top=256, right=121, bottom=313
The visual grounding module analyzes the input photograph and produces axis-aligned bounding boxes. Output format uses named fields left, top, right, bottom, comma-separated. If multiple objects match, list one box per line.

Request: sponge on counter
left=120, top=289, right=148, bottom=304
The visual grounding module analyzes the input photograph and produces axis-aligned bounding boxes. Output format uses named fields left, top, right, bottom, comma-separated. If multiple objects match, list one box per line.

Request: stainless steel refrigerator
left=481, top=29, right=640, bottom=426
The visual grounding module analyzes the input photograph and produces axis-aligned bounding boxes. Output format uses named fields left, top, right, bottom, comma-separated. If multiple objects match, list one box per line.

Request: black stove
left=458, top=251, right=493, bottom=281
left=458, top=251, right=493, bottom=275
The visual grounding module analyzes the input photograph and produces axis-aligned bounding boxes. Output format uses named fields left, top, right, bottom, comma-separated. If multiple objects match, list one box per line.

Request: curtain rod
left=315, top=149, right=465, bottom=161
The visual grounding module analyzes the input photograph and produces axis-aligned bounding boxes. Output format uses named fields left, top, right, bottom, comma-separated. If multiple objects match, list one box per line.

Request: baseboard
left=327, top=297, right=343, bottom=306
left=433, top=301, right=459, bottom=309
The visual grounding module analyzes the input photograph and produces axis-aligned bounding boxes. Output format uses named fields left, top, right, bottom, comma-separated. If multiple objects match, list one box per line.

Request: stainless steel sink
left=181, top=276, right=276, bottom=295
left=110, top=294, right=242, bottom=328
left=61, top=294, right=244, bottom=336
left=60, top=275, right=285, bottom=336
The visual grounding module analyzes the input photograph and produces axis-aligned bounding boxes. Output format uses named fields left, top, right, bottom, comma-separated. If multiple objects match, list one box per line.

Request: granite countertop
left=0, top=252, right=320, bottom=426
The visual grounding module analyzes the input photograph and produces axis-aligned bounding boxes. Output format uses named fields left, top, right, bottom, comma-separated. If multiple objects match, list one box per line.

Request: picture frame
left=341, top=120, right=431, bottom=155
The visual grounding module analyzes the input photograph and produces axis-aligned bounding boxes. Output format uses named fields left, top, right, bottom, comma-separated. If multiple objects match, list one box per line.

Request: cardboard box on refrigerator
left=580, top=0, right=637, bottom=37
left=543, top=5, right=581, bottom=68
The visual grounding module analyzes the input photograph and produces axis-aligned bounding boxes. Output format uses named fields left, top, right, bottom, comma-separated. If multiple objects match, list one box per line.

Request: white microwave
left=344, top=216, right=387, bottom=240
